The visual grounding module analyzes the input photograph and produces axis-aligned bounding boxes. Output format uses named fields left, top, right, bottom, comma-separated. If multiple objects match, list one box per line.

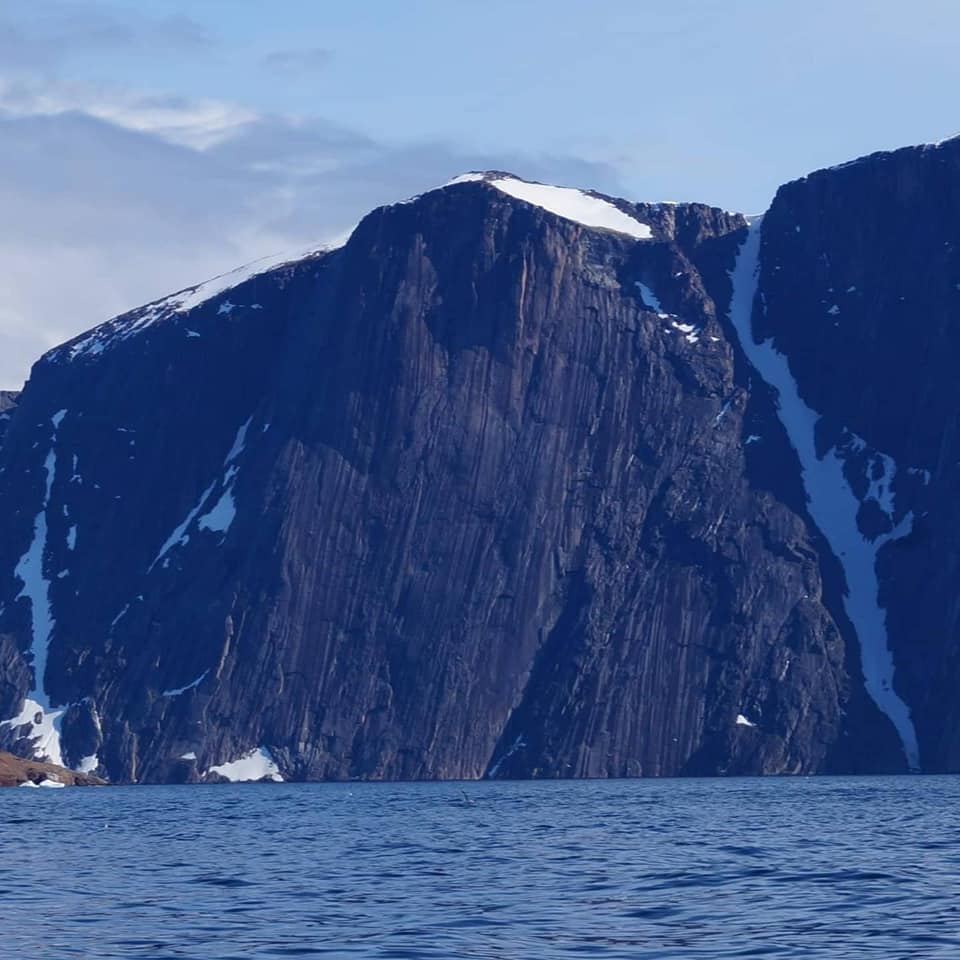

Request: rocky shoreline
left=0, top=750, right=105, bottom=788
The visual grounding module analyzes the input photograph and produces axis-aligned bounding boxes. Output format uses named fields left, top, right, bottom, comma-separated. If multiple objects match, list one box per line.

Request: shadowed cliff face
left=756, top=138, right=960, bottom=772
left=0, top=177, right=907, bottom=782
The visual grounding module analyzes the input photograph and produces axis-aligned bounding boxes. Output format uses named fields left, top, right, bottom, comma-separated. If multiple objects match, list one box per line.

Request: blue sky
left=1, top=0, right=958, bottom=386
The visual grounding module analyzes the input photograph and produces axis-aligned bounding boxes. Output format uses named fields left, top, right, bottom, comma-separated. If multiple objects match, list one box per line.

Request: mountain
left=0, top=152, right=955, bottom=783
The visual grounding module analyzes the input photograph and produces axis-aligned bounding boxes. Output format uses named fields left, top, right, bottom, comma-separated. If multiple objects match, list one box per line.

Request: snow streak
left=727, top=222, right=920, bottom=770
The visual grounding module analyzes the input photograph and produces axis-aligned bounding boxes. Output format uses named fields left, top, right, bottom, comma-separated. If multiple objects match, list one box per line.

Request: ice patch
left=727, top=221, right=920, bottom=771
left=208, top=747, right=283, bottom=782
left=827, top=305, right=840, bottom=316
left=735, top=714, right=757, bottom=727
left=66, top=525, right=77, bottom=551
left=180, top=751, right=197, bottom=761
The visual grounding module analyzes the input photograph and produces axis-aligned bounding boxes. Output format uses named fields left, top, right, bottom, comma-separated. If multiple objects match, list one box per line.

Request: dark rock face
left=756, top=137, right=960, bottom=772
left=0, top=168, right=938, bottom=782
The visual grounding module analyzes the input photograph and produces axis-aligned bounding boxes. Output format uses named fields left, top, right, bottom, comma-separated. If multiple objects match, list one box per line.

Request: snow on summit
left=442, top=172, right=654, bottom=239
left=51, top=240, right=344, bottom=364
left=48, top=172, right=651, bottom=369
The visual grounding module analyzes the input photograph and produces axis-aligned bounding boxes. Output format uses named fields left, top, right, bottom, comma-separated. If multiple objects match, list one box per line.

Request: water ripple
left=3, top=776, right=960, bottom=958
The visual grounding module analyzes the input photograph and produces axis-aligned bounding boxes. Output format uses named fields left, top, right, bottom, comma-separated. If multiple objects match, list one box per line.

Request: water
left=3, top=777, right=960, bottom=959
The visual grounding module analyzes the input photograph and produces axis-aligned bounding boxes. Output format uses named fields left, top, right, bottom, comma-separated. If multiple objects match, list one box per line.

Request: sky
left=1, top=0, right=959, bottom=388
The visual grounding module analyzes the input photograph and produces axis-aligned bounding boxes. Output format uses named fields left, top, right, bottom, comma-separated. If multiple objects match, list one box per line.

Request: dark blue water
left=3, top=777, right=960, bottom=959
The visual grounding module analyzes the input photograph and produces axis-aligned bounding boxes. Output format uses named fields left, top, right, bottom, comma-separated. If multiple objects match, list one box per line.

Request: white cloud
left=0, top=76, right=626, bottom=389
left=0, top=78, right=259, bottom=149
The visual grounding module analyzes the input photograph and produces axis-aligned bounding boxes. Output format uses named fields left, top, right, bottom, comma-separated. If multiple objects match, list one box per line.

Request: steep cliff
left=754, top=136, right=960, bottom=771
left=0, top=172, right=917, bottom=782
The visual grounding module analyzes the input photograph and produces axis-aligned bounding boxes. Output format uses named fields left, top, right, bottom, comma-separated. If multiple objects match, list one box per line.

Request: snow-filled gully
left=1, top=410, right=69, bottom=766
left=728, top=222, right=920, bottom=770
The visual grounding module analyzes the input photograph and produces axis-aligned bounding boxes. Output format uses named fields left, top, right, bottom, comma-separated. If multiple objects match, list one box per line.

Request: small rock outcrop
left=0, top=750, right=104, bottom=787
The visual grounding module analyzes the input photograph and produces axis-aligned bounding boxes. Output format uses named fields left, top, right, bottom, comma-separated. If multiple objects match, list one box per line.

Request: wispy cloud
left=0, top=3, right=211, bottom=69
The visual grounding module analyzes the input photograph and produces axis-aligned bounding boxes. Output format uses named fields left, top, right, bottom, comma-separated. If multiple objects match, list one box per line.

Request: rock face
left=755, top=137, right=960, bottom=772
left=0, top=391, right=17, bottom=447
left=0, top=157, right=954, bottom=783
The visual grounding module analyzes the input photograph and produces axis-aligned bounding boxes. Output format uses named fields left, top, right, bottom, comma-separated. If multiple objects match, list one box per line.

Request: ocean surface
left=2, top=776, right=959, bottom=959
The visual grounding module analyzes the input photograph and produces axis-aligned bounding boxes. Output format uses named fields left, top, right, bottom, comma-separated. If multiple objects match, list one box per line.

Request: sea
left=2, top=776, right=959, bottom=959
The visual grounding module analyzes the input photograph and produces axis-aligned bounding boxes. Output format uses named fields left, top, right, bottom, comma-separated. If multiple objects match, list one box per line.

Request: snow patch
left=148, top=479, right=217, bottom=570
left=54, top=241, right=343, bottom=362
left=2, top=412, right=69, bottom=765
left=195, top=417, right=251, bottom=537
left=76, top=754, right=99, bottom=774
left=489, top=177, right=652, bottom=239
left=148, top=415, right=252, bottom=568
left=670, top=320, right=700, bottom=344
left=487, top=734, right=527, bottom=778
left=735, top=714, right=757, bottom=727
left=442, top=172, right=487, bottom=186
left=440, top=174, right=653, bottom=239
left=208, top=747, right=283, bottom=782
left=727, top=221, right=920, bottom=771
left=1, top=698, right=65, bottom=767
left=180, top=752, right=197, bottom=761
left=163, top=670, right=209, bottom=697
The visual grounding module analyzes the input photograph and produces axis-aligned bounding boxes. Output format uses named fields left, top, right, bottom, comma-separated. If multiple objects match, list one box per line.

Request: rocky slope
left=0, top=157, right=953, bottom=783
